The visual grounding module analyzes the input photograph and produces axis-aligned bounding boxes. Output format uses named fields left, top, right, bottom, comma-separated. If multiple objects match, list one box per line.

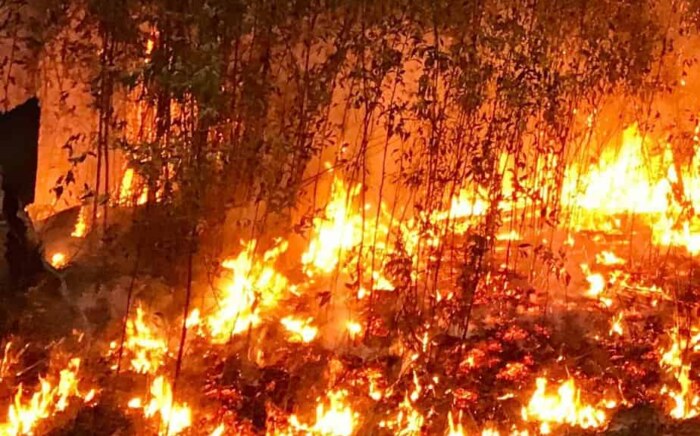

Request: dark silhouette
left=0, top=98, right=42, bottom=289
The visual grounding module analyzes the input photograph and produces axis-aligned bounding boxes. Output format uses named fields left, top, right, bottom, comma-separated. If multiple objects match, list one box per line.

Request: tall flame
left=206, top=240, right=289, bottom=342
left=0, top=358, right=94, bottom=436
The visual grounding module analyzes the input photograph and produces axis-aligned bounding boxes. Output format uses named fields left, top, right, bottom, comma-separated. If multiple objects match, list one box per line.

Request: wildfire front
left=2, top=1, right=700, bottom=435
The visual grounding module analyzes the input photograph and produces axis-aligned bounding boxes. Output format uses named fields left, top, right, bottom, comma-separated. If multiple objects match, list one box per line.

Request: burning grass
left=12, top=122, right=700, bottom=435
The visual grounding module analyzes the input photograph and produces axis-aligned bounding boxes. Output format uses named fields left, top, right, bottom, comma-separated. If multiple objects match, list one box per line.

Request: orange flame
left=0, top=358, right=93, bottom=435
left=206, top=240, right=288, bottom=343
left=71, top=206, right=88, bottom=238
left=49, top=252, right=67, bottom=269
left=117, top=304, right=168, bottom=374
left=282, top=389, right=358, bottom=436
left=280, top=316, right=318, bottom=343
left=521, top=377, right=608, bottom=434
left=129, top=375, right=191, bottom=435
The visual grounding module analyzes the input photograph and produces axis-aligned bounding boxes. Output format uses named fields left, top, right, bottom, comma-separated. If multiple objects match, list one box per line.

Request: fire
left=120, top=304, right=168, bottom=374
left=448, top=188, right=488, bottom=219
left=496, top=230, right=521, bottom=241
left=521, top=377, right=608, bottom=434
left=280, top=316, right=318, bottom=343
left=563, top=124, right=700, bottom=254
left=71, top=206, right=88, bottom=238
left=0, top=358, right=93, bottom=435
left=609, top=312, right=624, bottom=337
left=595, top=250, right=625, bottom=266
left=380, top=394, right=424, bottom=435
left=210, top=424, right=225, bottom=436
left=206, top=240, right=289, bottom=342
left=49, top=252, right=67, bottom=269
left=580, top=264, right=611, bottom=306
left=564, top=125, right=669, bottom=215
left=379, top=373, right=424, bottom=435
left=302, top=177, right=363, bottom=275
left=283, top=389, right=358, bottom=436
left=301, top=176, right=396, bottom=295
left=16, top=8, right=700, bottom=436
left=129, top=375, right=191, bottom=435
left=0, top=342, right=20, bottom=382
left=446, top=411, right=467, bottom=436
left=185, top=308, right=201, bottom=329
left=345, top=321, right=363, bottom=340
left=118, top=168, right=148, bottom=206
left=364, top=369, right=385, bottom=401
left=659, top=328, right=700, bottom=419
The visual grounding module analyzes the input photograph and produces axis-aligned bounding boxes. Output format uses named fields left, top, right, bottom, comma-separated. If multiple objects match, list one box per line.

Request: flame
left=365, top=369, right=384, bottom=401
left=564, top=126, right=669, bottom=215
left=345, top=321, right=363, bottom=340
left=185, top=308, right=201, bottom=329
left=210, top=424, right=225, bottom=436
left=580, top=263, right=612, bottom=306
left=659, top=328, right=700, bottom=419
left=206, top=240, right=289, bottom=342
left=302, top=177, right=363, bottom=276
left=521, top=377, right=608, bottom=434
left=379, top=373, right=424, bottom=435
left=609, top=312, right=624, bottom=337
left=146, top=37, right=155, bottom=57
left=120, top=304, right=168, bottom=374
left=496, top=230, right=521, bottom=241
left=382, top=394, right=424, bottom=435
left=596, top=250, right=625, bottom=266
left=563, top=124, right=700, bottom=254
left=448, top=188, right=488, bottom=219
left=49, top=252, right=67, bottom=269
left=301, top=176, right=396, bottom=296
left=283, top=389, right=358, bottom=436
left=0, top=342, right=20, bottom=383
left=129, top=375, right=191, bottom=435
left=280, top=316, right=318, bottom=343
left=71, top=206, right=88, bottom=238
left=118, top=168, right=148, bottom=206
left=0, top=358, right=93, bottom=435
left=446, top=411, right=467, bottom=436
